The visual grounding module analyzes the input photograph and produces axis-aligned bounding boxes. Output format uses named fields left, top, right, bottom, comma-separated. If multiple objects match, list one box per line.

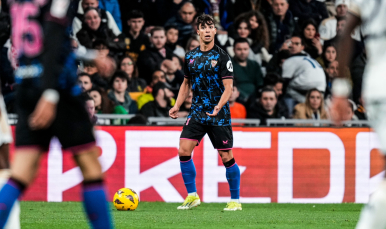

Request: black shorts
left=15, top=85, right=95, bottom=153
left=180, top=118, right=233, bottom=149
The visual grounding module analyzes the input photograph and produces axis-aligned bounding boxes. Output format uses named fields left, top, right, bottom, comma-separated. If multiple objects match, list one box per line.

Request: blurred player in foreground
left=169, top=14, right=241, bottom=211
left=0, top=0, right=115, bottom=228
left=0, top=92, right=19, bottom=228
left=331, top=0, right=386, bottom=228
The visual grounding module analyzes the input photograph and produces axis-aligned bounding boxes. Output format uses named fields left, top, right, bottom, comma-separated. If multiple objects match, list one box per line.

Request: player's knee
left=80, top=163, right=103, bottom=181
left=178, top=148, right=192, bottom=157
left=219, top=151, right=232, bottom=163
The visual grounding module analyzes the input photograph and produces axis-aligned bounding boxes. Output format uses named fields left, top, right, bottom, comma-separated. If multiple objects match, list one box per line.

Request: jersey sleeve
left=220, top=53, right=234, bottom=79
left=183, top=55, right=191, bottom=79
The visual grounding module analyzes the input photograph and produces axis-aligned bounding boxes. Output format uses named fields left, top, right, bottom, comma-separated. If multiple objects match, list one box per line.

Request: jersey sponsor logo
left=189, top=59, right=195, bottom=64
left=226, top=60, right=233, bottom=72
left=211, top=60, right=217, bottom=67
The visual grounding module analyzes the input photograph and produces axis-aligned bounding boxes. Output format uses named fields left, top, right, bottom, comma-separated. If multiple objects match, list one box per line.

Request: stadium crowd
left=0, top=0, right=368, bottom=125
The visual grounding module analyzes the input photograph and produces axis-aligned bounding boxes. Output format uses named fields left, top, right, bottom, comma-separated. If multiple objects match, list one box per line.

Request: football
left=113, top=188, right=139, bottom=211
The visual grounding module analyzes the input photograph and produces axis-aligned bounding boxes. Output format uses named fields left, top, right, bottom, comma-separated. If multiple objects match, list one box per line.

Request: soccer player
left=0, top=0, right=114, bottom=228
left=0, top=93, right=20, bottom=229
left=331, top=0, right=386, bottom=228
left=169, top=14, right=241, bottom=211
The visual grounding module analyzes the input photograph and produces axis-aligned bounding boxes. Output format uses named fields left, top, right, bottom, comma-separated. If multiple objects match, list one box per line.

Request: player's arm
left=29, top=0, right=72, bottom=130
left=169, top=78, right=191, bottom=119
left=331, top=11, right=362, bottom=125
left=206, top=79, right=233, bottom=117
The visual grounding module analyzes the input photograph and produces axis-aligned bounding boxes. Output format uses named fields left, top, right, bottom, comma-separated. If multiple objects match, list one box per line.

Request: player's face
left=166, top=28, right=179, bottom=44
left=151, top=30, right=167, bottom=50
left=198, top=23, right=216, bottom=44
left=234, top=42, right=249, bottom=62
left=273, top=82, right=283, bottom=96
left=237, top=22, right=250, bottom=39
left=128, top=18, right=144, bottom=33
left=85, top=10, right=101, bottom=31
left=303, top=24, right=316, bottom=39
left=327, top=61, right=339, bottom=78
left=82, top=0, right=99, bottom=10
left=120, top=57, right=134, bottom=78
left=289, top=37, right=304, bottom=55
left=89, top=90, right=102, bottom=107
left=260, top=91, right=277, bottom=112
left=113, top=77, right=128, bottom=93
left=309, top=90, right=322, bottom=111
left=336, top=4, right=348, bottom=17
left=249, top=16, right=259, bottom=30
left=272, top=0, right=288, bottom=17
left=85, top=100, right=96, bottom=119
left=189, top=39, right=199, bottom=51
left=325, top=46, right=337, bottom=62
left=229, top=86, right=240, bottom=103
left=78, top=76, right=93, bottom=92
left=180, top=4, right=196, bottom=24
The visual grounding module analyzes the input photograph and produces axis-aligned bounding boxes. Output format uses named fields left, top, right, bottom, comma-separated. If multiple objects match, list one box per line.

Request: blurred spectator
left=266, top=49, right=291, bottom=75
left=164, top=2, right=196, bottom=47
left=185, top=36, right=200, bottom=52
left=316, top=44, right=336, bottom=68
left=107, top=71, right=138, bottom=114
left=301, top=19, right=323, bottom=59
left=319, top=0, right=348, bottom=40
left=355, top=97, right=367, bottom=120
left=137, top=70, right=167, bottom=110
left=84, top=95, right=98, bottom=124
left=161, top=58, right=184, bottom=97
left=73, top=0, right=121, bottom=38
left=232, top=38, right=264, bottom=102
left=123, top=10, right=150, bottom=62
left=89, top=87, right=115, bottom=113
left=119, top=56, right=147, bottom=92
left=137, top=27, right=176, bottom=85
left=245, top=10, right=272, bottom=64
left=324, top=60, right=351, bottom=98
left=177, top=89, right=193, bottom=118
left=192, top=0, right=234, bottom=31
left=288, top=0, right=328, bottom=27
left=0, top=0, right=10, bottom=48
left=293, top=88, right=329, bottom=120
left=324, top=16, right=363, bottom=63
left=78, top=73, right=93, bottom=92
left=264, top=0, right=295, bottom=53
left=98, top=0, right=122, bottom=30
left=229, top=84, right=247, bottom=119
left=282, top=35, right=326, bottom=105
left=263, top=73, right=289, bottom=116
left=140, top=82, right=174, bottom=118
left=247, top=87, right=289, bottom=125
left=165, top=25, right=186, bottom=60
left=76, top=8, right=125, bottom=52
left=350, top=51, right=366, bottom=104
left=343, top=99, right=358, bottom=125
left=83, top=61, right=109, bottom=90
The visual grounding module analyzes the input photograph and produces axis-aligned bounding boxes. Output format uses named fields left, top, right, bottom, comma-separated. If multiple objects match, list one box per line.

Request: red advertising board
left=9, top=126, right=384, bottom=203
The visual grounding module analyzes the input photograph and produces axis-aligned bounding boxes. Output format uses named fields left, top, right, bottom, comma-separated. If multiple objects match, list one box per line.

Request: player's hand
left=169, top=106, right=180, bottom=119
left=330, top=96, right=349, bottom=126
left=29, top=97, right=57, bottom=130
left=206, top=106, right=221, bottom=117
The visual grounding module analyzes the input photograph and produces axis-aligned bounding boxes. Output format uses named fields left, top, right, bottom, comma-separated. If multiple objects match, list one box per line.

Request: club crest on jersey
left=211, top=60, right=218, bottom=67
left=189, top=59, right=195, bottom=64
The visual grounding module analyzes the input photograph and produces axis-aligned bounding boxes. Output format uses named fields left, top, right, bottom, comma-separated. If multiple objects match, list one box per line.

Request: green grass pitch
left=21, top=202, right=362, bottom=228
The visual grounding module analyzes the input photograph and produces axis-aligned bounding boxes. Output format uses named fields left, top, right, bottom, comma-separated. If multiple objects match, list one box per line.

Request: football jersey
left=350, top=0, right=386, bottom=99
left=9, top=0, right=79, bottom=94
left=184, top=45, right=234, bottom=126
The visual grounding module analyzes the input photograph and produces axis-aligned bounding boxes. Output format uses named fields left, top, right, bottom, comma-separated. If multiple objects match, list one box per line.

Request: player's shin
left=0, top=176, right=26, bottom=229
left=0, top=170, right=20, bottom=229
left=82, top=179, right=113, bottom=229
left=224, top=158, right=240, bottom=202
left=179, top=156, right=197, bottom=196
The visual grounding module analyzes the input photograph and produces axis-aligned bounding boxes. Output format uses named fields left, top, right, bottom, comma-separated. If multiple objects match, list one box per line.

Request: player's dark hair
left=196, top=14, right=215, bottom=29
left=263, top=73, right=283, bottom=87
left=233, top=38, right=250, bottom=47
left=128, top=10, right=144, bottom=20
left=110, top=70, right=129, bottom=87
left=150, top=26, right=166, bottom=37
left=260, top=87, right=277, bottom=99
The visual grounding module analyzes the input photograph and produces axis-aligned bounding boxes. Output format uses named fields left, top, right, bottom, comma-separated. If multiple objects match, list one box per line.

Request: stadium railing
left=7, top=114, right=370, bottom=127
